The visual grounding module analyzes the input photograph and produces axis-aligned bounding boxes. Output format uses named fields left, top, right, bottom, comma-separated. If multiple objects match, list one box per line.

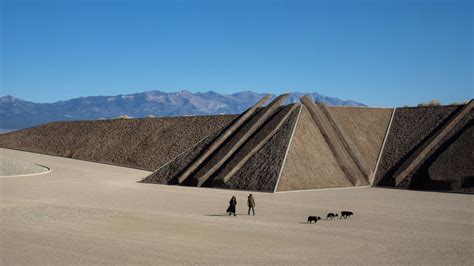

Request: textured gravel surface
left=189, top=101, right=288, bottom=184
left=0, top=155, right=49, bottom=176
left=222, top=108, right=299, bottom=192
left=142, top=106, right=299, bottom=192
left=374, top=105, right=473, bottom=192
left=210, top=105, right=298, bottom=186
left=410, top=109, right=473, bottom=192
left=140, top=128, right=224, bottom=185
left=1, top=148, right=472, bottom=265
left=0, top=115, right=237, bottom=171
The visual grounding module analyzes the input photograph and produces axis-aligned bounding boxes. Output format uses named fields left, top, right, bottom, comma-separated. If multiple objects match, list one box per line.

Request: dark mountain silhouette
left=0, top=90, right=364, bottom=129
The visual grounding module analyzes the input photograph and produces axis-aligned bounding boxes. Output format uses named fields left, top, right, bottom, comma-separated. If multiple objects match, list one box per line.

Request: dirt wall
left=409, top=109, right=474, bottom=192
left=373, top=105, right=473, bottom=192
left=221, top=107, right=299, bottom=192
left=140, top=129, right=223, bottom=184
left=210, top=105, right=298, bottom=186
left=0, top=115, right=237, bottom=171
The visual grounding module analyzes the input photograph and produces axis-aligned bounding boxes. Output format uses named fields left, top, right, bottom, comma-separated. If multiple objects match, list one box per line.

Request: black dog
left=327, top=213, right=338, bottom=220
left=340, top=211, right=354, bottom=219
left=307, top=216, right=321, bottom=223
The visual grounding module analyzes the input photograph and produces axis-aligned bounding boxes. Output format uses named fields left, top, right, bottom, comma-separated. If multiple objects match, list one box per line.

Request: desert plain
left=1, top=148, right=472, bottom=265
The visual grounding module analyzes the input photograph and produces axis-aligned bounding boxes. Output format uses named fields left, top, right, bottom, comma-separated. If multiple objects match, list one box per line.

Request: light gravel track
left=0, top=153, right=50, bottom=177
left=1, top=148, right=472, bottom=265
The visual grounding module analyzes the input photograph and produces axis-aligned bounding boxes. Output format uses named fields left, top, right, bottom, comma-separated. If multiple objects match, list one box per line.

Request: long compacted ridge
left=211, top=104, right=299, bottom=186
left=177, top=95, right=272, bottom=184
left=193, top=94, right=290, bottom=187
left=300, top=96, right=367, bottom=186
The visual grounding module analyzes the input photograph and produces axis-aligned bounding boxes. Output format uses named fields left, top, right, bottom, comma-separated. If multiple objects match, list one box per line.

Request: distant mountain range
left=0, top=90, right=364, bottom=129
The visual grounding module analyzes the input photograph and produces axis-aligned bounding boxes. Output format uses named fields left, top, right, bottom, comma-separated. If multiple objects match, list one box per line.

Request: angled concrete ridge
left=196, top=93, right=291, bottom=187
left=371, top=107, right=396, bottom=186
left=216, top=104, right=299, bottom=185
left=300, top=95, right=365, bottom=186
left=274, top=105, right=303, bottom=192
left=319, top=104, right=371, bottom=183
left=394, top=100, right=474, bottom=186
left=177, top=94, right=272, bottom=184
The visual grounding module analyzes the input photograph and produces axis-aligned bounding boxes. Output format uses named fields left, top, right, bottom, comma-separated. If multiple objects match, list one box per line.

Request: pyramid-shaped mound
left=275, top=100, right=393, bottom=191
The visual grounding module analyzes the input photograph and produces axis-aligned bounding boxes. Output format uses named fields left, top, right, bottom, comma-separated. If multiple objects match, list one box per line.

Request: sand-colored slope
left=0, top=155, right=49, bottom=176
left=327, top=106, right=393, bottom=182
left=0, top=115, right=237, bottom=171
left=2, top=148, right=472, bottom=265
left=277, top=105, right=351, bottom=191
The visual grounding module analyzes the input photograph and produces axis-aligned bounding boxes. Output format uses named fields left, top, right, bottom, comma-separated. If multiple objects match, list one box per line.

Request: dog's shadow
left=300, top=218, right=337, bottom=224
left=204, top=213, right=248, bottom=217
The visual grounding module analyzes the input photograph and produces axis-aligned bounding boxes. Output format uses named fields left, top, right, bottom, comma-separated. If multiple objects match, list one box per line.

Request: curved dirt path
left=0, top=154, right=50, bottom=177
left=1, top=148, right=472, bottom=265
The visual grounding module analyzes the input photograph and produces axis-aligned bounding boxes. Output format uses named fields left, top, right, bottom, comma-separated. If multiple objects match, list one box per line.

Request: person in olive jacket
left=247, top=194, right=255, bottom=215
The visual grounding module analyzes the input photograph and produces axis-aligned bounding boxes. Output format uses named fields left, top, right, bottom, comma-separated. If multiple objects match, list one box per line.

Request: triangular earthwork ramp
left=275, top=100, right=393, bottom=192
left=275, top=104, right=353, bottom=191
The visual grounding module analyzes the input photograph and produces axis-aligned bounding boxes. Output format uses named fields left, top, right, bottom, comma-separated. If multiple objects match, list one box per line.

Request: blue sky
left=1, top=0, right=472, bottom=107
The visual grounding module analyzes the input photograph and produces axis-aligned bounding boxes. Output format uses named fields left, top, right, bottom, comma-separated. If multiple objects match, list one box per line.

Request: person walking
left=247, top=194, right=255, bottom=215
left=226, top=196, right=237, bottom=216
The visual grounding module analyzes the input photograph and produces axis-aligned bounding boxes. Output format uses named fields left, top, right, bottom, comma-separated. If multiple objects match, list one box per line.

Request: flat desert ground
left=1, top=148, right=472, bottom=265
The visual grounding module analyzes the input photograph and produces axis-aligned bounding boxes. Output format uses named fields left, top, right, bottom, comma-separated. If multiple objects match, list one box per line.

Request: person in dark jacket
left=247, top=194, right=255, bottom=215
left=226, top=196, right=237, bottom=216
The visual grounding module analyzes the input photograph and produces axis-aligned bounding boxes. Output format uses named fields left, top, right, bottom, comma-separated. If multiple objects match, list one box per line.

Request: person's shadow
left=204, top=213, right=247, bottom=216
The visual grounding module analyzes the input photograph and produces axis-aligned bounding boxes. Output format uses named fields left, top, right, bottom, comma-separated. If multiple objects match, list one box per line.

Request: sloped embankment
left=0, top=115, right=237, bottom=171
left=374, top=104, right=473, bottom=192
left=141, top=95, right=300, bottom=192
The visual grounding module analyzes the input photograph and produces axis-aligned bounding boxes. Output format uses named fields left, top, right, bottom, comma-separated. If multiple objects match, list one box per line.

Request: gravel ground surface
left=1, top=148, right=472, bottom=265
left=0, top=154, right=49, bottom=176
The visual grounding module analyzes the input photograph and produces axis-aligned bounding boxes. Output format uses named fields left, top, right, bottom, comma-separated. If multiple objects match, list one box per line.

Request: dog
left=327, top=213, right=338, bottom=220
left=307, top=216, right=321, bottom=223
left=340, top=211, right=354, bottom=219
